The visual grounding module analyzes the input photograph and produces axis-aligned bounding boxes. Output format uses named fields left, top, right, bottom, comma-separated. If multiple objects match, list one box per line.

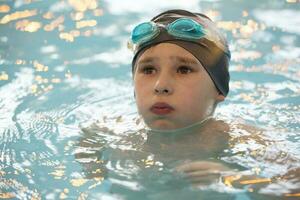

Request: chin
left=147, top=120, right=178, bottom=131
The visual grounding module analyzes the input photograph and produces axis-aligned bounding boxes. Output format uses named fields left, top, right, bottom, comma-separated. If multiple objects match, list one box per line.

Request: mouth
left=150, top=102, right=174, bottom=115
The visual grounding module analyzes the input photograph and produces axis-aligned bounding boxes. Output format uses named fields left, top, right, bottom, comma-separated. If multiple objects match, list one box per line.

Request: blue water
left=0, top=0, right=300, bottom=199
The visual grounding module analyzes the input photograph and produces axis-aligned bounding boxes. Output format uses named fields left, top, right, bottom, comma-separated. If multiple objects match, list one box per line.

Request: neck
left=146, top=117, right=213, bottom=137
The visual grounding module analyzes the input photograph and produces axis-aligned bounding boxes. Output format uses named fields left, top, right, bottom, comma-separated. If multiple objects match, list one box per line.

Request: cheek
left=178, top=81, right=214, bottom=108
left=134, top=80, right=150, bottom=107
left=134, top=81, right=147, bottom=97
left=180, top=89, right=203, bottom=108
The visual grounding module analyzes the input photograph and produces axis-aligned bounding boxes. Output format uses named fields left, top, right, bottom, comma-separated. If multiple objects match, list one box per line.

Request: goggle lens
left=131, top=22, right=159, bottom=44
left=168, top=18, right=205, bottom=39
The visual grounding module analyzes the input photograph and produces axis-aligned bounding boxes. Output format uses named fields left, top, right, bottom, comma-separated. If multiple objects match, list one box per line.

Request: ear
left=216, top=93, right=225, bottom=102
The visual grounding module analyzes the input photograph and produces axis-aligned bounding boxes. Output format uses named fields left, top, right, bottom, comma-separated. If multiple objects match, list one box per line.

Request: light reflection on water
left=0, top=0, right=300, bottom=199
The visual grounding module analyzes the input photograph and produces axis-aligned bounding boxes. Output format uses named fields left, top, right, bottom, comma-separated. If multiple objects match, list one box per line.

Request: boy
left=127, top=8, right=235, bottom=186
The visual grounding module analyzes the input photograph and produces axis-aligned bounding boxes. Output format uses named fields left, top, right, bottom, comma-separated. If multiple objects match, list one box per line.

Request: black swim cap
left=131, top=9, right=231, bottom=96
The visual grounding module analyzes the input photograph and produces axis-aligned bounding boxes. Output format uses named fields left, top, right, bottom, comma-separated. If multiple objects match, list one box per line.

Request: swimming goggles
left=128, top=18, right=207, bottom=52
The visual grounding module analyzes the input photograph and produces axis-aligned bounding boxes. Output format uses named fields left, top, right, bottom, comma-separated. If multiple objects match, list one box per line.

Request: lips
left=150, top=102, right=174, bottom=115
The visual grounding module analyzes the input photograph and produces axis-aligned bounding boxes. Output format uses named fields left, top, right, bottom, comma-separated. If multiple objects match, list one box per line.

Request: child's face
left=133, top=43, right=224, bottom=130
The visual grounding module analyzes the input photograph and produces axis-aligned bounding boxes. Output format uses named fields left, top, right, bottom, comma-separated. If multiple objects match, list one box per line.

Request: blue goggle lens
left=168, top=18, right=205, bottom=39
left=131, top=22, right=159, bottom=44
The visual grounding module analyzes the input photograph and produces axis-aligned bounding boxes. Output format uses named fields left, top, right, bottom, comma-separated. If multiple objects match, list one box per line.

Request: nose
left=154, top=70, right=174, bottom=95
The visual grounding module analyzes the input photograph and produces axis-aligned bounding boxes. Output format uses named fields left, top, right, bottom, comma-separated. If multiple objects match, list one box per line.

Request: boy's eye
left=141, top=66, right=156, bottom=74
left=177, top=66, right=193, bottom=74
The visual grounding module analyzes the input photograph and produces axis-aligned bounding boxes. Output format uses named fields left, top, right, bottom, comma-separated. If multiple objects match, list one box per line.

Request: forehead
left=136, top=43, right=201, bottom=64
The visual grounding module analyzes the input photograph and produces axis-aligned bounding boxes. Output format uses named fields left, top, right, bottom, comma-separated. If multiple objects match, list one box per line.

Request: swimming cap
left=131, top=9, right=231, bottom=96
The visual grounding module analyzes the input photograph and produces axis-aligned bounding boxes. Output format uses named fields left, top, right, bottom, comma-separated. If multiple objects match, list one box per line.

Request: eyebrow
left=172, top=56, right=200, bottom=65
left=137, top=56, right=200, bottom=66
left=137, top=57, right=158, bottom=65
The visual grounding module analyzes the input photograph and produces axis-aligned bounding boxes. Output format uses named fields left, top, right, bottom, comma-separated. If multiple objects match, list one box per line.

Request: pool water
left=0, top=0, right=300, bottom=199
